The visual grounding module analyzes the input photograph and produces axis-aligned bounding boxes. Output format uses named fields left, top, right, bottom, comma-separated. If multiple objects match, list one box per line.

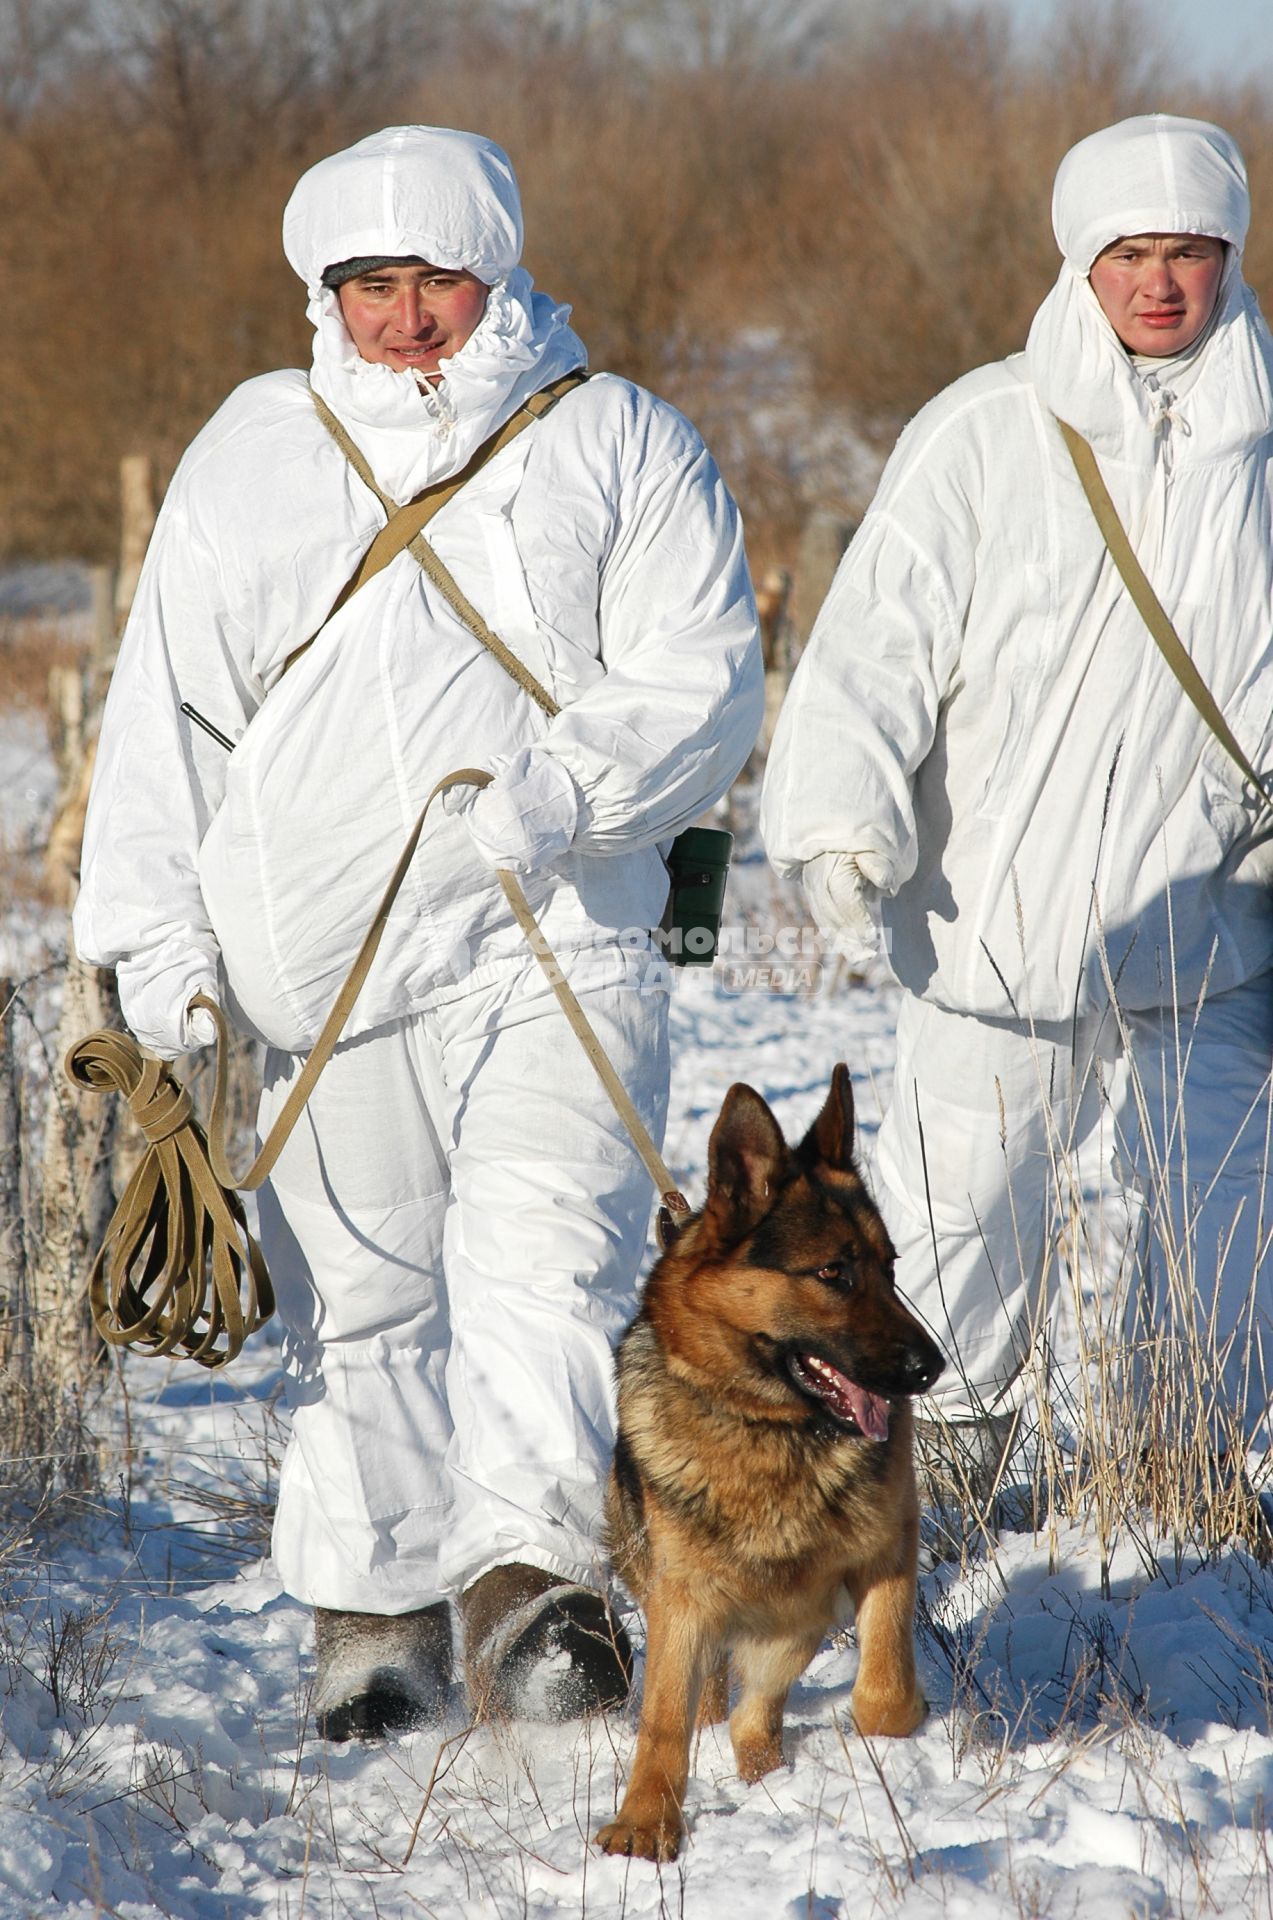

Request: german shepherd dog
left=596, top=1066, right=944, bottom=1862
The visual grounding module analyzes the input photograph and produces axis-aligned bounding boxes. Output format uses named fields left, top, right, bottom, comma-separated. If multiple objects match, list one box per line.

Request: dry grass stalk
left=923, top=979, right=1273, bottom=1578
left=0, top=980, right=24, bottom=1317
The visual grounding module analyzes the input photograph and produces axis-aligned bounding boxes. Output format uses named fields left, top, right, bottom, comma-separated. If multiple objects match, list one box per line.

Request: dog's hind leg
left=596, top=1582, right=719, bottom=1863
left=696, top=1654, right=730, bottom=1728
left=728, top=1627, right=823, bottom=1783
left=846, top=1547, right=926, bottom=1738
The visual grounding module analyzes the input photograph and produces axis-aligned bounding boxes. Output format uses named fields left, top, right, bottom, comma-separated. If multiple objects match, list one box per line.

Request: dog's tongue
left=841, top=1377, right=890, bottom=1441
left=807, top=1357, right=890, bottom=1440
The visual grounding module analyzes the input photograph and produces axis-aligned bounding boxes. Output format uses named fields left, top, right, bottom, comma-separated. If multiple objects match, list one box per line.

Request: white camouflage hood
left=282, top=125, right=585, bottom=501
left=1025, top=114, right=1273, bottom=459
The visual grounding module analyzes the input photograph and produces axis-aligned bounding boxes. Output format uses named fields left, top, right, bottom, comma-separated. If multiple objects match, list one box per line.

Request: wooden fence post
left=114, top=455, right=155, bottom=641
left=792, top=508, right=854, bottom=647
left=35, top=455, right=157, bottom=1379
left=33, top=949, right=117, bottom=1384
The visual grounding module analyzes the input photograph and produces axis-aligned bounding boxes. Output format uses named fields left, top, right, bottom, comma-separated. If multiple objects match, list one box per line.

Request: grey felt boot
left=914, top=1410, right=1020, bottom=1560
left=461, top=1563, right=633, bottom=1722
left=313, top=1602, right=452, bottom=1741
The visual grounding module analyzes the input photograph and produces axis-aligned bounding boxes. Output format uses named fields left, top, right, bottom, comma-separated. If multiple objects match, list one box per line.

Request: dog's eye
left=816, top=1262, right=850, bottom=1286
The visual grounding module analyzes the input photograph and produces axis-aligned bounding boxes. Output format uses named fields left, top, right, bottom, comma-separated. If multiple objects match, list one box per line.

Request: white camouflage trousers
left=876, top=974, right=1273, bottom=1439
left=256, top=946, right=668, bottom=1613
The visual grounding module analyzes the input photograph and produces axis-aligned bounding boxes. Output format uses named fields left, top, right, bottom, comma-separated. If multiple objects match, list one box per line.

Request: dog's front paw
left=850, top=1683, right=927, bottom=1738
left=596, top=1801, right=684, bottom=1862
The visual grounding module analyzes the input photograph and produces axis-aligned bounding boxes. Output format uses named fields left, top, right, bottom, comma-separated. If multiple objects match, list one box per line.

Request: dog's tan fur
left=596, top=1066, right=944, bottom=1862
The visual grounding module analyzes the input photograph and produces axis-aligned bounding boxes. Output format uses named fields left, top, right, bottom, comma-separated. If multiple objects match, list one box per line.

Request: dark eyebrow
left=351, top=264, right=456, bottom=286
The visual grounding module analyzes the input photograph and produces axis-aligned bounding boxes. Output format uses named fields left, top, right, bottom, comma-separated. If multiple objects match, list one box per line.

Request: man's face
left=1088, top=232, right=1226, bottom=357
left=337, top=263, right=489, bottom=376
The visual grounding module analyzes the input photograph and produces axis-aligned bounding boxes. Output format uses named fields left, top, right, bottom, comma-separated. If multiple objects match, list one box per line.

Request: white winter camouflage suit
left=762, top=115, right=1273, bottom=1437
left=76, top=126, right=763, bottom=1609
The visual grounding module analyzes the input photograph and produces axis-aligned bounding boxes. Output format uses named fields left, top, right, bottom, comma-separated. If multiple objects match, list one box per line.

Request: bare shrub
left=3, top=0, right=1271, bottom=569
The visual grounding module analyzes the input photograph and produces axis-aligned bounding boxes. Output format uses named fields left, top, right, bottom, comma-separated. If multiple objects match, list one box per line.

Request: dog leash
left=69, top=380, right=691, bottom=1365
left=1057, top=417, right=1273, bottom=812
left=65, top=765, right=482, bottom=1364
left=68, top=768, right=688, bottom=1366
left=306, top=385, right=692, bottom=1214
left=305, top=384, right=691, bottom=1205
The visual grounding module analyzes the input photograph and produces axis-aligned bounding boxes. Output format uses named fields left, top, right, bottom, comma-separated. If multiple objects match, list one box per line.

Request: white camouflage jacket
left=76, top=127, right=762, bottom=1053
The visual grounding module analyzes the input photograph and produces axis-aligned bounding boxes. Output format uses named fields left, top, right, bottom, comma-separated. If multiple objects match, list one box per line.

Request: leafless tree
left=0, top=0, right=1270, bottom=566
left=609, top=0, right=876, bottom=70
left=0, top=0, right=96, bottom=129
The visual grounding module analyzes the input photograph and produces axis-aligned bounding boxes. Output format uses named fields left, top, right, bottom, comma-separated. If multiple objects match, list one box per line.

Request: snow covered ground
left=3, top=977, right=1272, bottom=1920
left=1, top=705, right=1272, bottom=1919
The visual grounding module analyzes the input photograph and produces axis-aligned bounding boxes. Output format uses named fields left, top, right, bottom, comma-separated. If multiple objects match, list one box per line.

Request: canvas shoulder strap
left=308, top=374, right=681, bottom=1207
left=285, top=368, right=588, bottom=674
left=1056, top=415, right=1273, bottom=811
left=407, top=525, right=561, bottom=719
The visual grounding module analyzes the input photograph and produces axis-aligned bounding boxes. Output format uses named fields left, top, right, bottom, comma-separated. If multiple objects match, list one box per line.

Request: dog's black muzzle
left=816, top=1327, right=945, bottom=1402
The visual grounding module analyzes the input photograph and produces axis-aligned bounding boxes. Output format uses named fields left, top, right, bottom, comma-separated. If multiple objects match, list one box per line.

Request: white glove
left=443, top=746, right=581, bottom=874
left=182, top=997, right=218, bottom=1050
left=115, top=943, right=219, bottom=1059
left=801, top=850, right=892, bottom=971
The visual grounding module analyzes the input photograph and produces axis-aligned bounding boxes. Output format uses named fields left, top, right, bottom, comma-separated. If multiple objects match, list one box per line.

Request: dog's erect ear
left=704, top=1084, right=790, bottom=1243
left=796, top=1063, right=856, bottom=1174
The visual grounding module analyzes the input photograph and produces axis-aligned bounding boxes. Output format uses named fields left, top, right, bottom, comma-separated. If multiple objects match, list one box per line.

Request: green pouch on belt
left=659, top=826, right=734, bottom=967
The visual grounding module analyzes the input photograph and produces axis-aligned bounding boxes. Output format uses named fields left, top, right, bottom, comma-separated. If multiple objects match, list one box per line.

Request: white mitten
left=115, top=944, right=219, bottom=1059
left=443, top=746, right=581, bottom=874
left=801, top=850, right=891, bottom=971
left=182, top=997, right=218, bottom=1050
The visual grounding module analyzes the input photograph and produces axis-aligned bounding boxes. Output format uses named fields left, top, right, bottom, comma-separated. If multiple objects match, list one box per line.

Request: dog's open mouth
left=787, top=1352, right=891, bottom=1439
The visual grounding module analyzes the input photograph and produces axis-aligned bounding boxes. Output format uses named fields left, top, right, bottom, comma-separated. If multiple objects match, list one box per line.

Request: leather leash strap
left=309, top=383, right=687, bottom=1212
left=1057, top=416, right=1273, bottom=811
left=63, top=1028, right=273, bottom=1367
left=69, top=369, right=688, bottom=1366
left=68, top=764, right=686, bottom=1366
left=493, top=866, right=686, bottom=1223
